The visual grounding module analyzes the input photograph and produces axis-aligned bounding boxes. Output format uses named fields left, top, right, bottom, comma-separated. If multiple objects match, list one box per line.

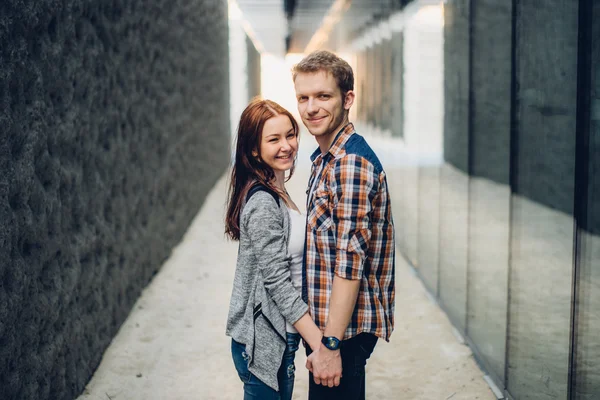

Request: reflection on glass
left=418, top=166, right=440, bottom=295
left=467, top=178, right=509, bottom=383
left=508, top=196, right=573, bottom=399
left=576, top=229, right=600, bottom=399
left=574, top=97, right=600, bottom=398
left=573, top=3, right=600, bottom=397
left=438, top=164, right=468, bottom=331
left=466, top=0, right=512, bottom=384
left=506, top=3, right=578, bottom=398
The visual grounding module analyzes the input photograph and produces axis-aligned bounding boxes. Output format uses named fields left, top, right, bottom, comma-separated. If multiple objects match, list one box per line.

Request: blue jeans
left=231, top=332, right=301, bottom=400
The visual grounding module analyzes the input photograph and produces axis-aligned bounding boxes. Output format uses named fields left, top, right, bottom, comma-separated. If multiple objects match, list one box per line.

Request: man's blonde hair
left=292, top=50, right=354, bottom=96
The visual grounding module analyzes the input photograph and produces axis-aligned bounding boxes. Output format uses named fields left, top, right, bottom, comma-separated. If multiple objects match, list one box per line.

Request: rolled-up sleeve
left=331, top=155, right=379, bottom=280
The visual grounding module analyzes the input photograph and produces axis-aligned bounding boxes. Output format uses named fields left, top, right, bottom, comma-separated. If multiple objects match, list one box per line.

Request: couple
left=225, top=50, right=395, bottom=400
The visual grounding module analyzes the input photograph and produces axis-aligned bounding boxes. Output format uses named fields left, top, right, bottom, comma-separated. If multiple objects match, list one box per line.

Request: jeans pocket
left=345, top=334, right=378, bottom=377
left=357, top=334, right=378, bottom=359
left=231, top=339, right=252, bottom=383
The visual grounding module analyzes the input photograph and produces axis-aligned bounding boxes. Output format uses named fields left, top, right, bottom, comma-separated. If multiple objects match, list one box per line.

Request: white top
left=286, top=206, right=306, bottom=333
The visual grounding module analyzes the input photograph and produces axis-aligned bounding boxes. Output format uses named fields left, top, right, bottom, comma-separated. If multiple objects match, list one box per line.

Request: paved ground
left=77, top=139, right=496, bottom=400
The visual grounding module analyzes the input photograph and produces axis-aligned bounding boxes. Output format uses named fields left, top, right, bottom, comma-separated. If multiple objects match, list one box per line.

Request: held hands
left=306, top=345, right=342, bottom=387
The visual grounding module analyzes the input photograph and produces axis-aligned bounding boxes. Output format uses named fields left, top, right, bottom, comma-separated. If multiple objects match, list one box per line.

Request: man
left=292, top=50, right=395, bottom=399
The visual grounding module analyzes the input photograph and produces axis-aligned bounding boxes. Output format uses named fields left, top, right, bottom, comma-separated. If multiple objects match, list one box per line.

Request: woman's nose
left=281, top=139, right=292, bottom=151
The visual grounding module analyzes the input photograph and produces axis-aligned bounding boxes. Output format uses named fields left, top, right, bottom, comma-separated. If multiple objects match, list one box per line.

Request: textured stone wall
left=0, top=1, right=230, bottom=399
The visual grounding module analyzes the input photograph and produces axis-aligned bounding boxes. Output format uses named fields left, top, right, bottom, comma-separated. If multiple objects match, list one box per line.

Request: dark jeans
left=306, top=333, right=378, bottom=400
left=231, top=332, right=301, bottom=400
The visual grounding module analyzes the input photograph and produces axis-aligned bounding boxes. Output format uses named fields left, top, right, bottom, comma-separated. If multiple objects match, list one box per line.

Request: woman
left=225, top=98, right=322, bottom=399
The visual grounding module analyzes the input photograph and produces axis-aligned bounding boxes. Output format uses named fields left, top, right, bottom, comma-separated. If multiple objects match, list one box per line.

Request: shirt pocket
left=308, top=189, right=333, bottom=231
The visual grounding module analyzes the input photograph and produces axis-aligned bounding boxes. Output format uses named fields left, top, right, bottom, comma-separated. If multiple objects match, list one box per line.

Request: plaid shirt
left=302, top=123, right=395, bottom=341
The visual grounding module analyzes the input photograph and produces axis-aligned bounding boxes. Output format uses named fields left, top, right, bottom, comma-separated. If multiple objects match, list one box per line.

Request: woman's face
left=258, top=114, right=298, bottom=174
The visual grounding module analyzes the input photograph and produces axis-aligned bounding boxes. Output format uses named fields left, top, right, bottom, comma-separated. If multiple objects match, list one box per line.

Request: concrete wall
left=228, top=18, right=249, bottom=138
left=228, top=16, right=261, bottom=141
left=246, top=36, right=261, bottom=101
left=0, top=1, right=230, bottom=399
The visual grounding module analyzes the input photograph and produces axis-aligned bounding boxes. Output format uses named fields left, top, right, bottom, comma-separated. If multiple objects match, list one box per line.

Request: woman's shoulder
left=241, top=190, right=283, bottom=222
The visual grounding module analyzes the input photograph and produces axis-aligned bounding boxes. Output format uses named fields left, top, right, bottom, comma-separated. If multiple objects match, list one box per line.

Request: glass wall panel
left=466, top=0, right=512, bottom=385
left=575, top=138, right=600, bottom=398
left=440, top=0, right=469, bottom=331
left=390, top=31, right=404, bottom=139
left=366, top=45, right=375, bottom=126
left=381, top=36, right=393, bottom=133
left=374, top=43, right=382, bottom=128
left=574, top=2, right=600, bottom=398
left=401, top=18, right=423, bottom=268
left=411, top=10, right=443, bottom=294
left=507, top=1, right=579, bottom=398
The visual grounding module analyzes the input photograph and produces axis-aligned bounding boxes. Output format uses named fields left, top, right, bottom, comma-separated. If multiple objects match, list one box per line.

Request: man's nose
left=307, top=98, right=318, bottom=114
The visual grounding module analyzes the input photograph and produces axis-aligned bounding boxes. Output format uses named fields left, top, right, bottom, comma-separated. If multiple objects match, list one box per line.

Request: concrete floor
left=76, top=139, right=496, bottom=400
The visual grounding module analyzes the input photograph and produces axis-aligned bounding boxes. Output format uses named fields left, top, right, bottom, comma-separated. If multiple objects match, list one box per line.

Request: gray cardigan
left=226, top=190, right=309, bottom=391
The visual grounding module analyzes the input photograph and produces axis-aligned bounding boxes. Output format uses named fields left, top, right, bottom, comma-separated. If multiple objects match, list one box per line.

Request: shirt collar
left=309, top=123, right=355, bottom=164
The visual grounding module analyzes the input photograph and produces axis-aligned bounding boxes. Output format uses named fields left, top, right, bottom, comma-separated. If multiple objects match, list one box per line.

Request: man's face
left=294, top=71, right=353, bottom=141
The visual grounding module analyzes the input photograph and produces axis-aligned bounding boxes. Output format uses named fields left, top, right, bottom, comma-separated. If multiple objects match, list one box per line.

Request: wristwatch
left=321, top=336, right=341, bottom=350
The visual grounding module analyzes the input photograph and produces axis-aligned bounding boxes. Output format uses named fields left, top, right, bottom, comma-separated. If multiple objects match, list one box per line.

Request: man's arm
left=307, top=154, right=378, bottom=387
left=307, top=276, right=360, bottom=387
left=324, top=276, right=361, bottom=339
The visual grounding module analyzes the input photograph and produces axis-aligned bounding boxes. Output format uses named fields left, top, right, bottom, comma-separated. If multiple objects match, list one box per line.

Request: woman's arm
left=242, top=191, right=308, bottom=325
left=293, top=313, right=323, bottom=351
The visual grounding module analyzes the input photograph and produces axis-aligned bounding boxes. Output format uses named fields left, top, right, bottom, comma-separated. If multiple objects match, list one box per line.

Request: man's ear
left=344, top=90, right=355, bottom=110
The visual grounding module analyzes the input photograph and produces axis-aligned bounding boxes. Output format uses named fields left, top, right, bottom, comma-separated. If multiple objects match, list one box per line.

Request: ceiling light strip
left=304, top=0, right=351, bottom=54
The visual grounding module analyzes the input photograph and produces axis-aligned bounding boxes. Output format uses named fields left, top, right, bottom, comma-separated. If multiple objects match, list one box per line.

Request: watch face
left=328, top=338, right=337, bottom=348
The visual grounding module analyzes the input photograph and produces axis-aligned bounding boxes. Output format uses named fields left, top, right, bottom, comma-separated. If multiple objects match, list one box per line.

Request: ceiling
left=235, top=0, right=410, bottom=56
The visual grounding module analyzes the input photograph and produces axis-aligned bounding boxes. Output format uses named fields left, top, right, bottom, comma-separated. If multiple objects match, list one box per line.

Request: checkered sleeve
left=331, top=155, right=379, bottom=280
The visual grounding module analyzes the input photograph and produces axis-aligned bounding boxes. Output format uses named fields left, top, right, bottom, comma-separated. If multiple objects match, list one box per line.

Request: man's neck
left=316, top=118, right=350, bottom=155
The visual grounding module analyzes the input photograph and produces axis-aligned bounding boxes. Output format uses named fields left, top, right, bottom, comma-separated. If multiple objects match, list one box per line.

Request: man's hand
left=306, top=345, right=342, bottom=387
